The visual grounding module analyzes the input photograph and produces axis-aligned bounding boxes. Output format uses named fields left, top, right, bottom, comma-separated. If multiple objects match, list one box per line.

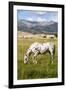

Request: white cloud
left=26, top=17, right=47, bottom=22
left=27, top=17, right=33, bottom=21
left=33, top=11, right=47, bottom=15
left=36, top=17, right=47, bottom=22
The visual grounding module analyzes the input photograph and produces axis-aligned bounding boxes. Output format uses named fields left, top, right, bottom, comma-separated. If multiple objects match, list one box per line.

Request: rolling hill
left=17, top=19, right=58, bottom=34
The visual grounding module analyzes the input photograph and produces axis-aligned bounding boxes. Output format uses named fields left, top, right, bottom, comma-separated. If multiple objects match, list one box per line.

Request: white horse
left=24, top=42, right=55, bottom=64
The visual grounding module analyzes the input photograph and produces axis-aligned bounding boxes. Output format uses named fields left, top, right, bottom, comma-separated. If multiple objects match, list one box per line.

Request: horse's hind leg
left=51, top=52, right=54, bottom=64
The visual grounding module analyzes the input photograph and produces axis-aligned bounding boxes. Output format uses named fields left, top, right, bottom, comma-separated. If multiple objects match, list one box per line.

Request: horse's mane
left=26, top=48, right=32, bottom=57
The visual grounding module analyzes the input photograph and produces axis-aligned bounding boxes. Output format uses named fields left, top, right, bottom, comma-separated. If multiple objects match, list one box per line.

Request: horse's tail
left=53, top=44, right=55, bottom=55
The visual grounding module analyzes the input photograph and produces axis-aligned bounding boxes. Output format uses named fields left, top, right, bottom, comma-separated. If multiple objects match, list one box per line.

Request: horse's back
left=30, top=42, right=40, bottom=48
left=29, top=42, right=55, bottom=53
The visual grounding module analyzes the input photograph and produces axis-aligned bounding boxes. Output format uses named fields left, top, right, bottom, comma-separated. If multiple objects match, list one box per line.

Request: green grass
left=17, top=33, right=58, bottom=80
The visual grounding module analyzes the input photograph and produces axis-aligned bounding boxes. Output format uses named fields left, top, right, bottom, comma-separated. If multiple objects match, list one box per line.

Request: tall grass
left=17, top=34, right=58, bottom=80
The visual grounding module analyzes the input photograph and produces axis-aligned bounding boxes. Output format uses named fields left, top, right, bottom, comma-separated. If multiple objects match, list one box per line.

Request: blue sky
left=17, top=10, right=58, bottom=22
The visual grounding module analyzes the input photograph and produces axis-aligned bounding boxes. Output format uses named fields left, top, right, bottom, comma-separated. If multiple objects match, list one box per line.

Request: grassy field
left=17, top=32, right=58, bottom=80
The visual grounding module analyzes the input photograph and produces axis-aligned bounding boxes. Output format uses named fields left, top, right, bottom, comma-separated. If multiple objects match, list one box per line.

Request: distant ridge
left=17, top=19, right=58, bottom=34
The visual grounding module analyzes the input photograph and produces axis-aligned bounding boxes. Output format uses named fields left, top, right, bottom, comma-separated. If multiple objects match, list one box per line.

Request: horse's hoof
left=33, top=61, right=37, bottom=64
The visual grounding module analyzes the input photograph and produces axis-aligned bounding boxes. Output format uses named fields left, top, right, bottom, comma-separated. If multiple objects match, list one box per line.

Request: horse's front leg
left=33, top=51, right=38, bottom=64
left=51, top=53, right=54, bottom=64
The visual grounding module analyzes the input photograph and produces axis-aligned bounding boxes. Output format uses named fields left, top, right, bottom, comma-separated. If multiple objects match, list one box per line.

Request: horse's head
left=24, top=54, right=29, bottom=64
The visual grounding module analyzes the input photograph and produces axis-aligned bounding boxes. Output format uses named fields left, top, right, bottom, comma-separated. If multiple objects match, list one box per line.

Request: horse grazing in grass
left=24, top=42, right=55, bottom=64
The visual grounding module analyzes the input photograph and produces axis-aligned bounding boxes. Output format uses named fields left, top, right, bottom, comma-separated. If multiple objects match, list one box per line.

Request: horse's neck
left=26, top=49, right=31, bottom=57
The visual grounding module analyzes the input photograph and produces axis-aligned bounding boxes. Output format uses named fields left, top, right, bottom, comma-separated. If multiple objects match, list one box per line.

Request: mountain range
left=17, top=19, right=58, bottom=34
